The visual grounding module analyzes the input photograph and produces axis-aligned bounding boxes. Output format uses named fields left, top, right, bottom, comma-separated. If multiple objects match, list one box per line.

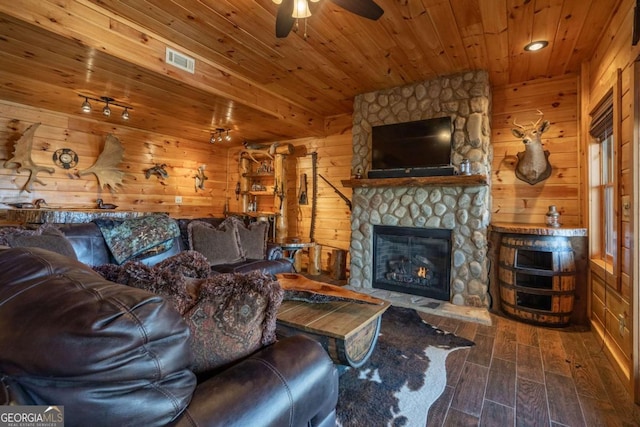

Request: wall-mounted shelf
left=341, top=174, right=489, bottom=189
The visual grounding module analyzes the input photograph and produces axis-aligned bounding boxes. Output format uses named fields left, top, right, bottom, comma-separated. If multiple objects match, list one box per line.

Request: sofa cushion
left=183, top=271, right=283, bottom=374
left=236, top=220, right=268, bottom=259
left=0, top=247, right=196, bottom=427
left=5, top=226, right=77, bottom=260
left=188, top=218, right=244, bottom=265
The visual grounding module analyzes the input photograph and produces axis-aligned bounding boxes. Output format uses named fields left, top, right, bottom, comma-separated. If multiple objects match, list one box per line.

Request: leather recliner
left=0, top=247, right=338, bottom=427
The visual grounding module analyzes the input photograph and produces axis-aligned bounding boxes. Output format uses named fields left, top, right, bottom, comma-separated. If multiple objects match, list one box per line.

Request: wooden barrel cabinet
left=499, top=234, right=576, bottom=326
left=491, top=224, right=588, bottom=327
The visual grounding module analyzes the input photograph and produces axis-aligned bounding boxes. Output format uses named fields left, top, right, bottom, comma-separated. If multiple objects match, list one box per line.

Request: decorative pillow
left=236, top=220, right=268, bottom=260
left=188, top=219, right=244, bottom=265
left=5, top=225, right=77, bottom=260
left=183, top=271, right=283, bottom=374
left=0, top=227, right=33, bottom=247
left=92, top=251, right=213, bottom=316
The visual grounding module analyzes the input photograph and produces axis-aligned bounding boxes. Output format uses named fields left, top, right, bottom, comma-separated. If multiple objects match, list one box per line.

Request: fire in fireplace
left=372, top=225, right=452, bottom=301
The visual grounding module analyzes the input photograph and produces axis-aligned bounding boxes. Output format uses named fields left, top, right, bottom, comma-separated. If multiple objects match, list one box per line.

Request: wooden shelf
left=341, top=174, right=489, bottom=188
left=243, top=190, right=274, bottom=196
left=242, top=172, right=274, bottom=178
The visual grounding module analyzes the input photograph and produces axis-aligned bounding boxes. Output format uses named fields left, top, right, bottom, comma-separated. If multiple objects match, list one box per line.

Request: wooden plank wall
left=0, top=100, right=227, bottom=218
left=582, top=0, right=638, bottom=396
left=491, top=75, right=581, bottom=226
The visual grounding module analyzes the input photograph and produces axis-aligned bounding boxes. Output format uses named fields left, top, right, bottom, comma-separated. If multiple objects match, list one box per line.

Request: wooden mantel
left=341, top=174, right=489, bottom=188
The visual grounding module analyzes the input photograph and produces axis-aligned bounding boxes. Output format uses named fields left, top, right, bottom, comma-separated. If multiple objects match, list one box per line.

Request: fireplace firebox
left=372, top=225, right=452, bottom=300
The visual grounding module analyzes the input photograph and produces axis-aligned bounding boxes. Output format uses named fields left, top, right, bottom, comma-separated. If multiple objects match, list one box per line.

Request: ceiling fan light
left=292, top=0, right=311, bottom=18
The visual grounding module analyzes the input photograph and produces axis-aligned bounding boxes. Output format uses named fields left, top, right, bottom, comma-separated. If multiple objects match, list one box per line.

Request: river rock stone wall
left=349, top=70, right=492, bottom=307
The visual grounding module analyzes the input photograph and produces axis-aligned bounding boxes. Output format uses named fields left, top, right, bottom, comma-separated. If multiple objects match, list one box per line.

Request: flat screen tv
left=369, top=116, right=453, bottom=178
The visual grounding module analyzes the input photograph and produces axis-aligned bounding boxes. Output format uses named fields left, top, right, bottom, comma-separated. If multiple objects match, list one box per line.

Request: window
left=589, top=92, right=616, bottom=266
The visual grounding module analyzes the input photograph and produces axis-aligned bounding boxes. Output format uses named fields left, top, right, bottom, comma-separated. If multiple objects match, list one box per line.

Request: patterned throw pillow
left=183, top=271, right=283, bottom=374
left=187, top=219, right=244, bottom=265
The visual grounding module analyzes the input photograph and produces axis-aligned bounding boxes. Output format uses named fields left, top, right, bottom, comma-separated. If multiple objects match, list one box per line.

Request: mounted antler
left=78, top=134, right=126, bottom=190
left=3, top=123, right=55, bottom=192
left=531, top=109, right=544, bottom=128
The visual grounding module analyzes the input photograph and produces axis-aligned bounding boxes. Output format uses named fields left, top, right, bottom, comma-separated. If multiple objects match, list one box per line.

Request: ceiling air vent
left=165, top=47, right=195, bottom=74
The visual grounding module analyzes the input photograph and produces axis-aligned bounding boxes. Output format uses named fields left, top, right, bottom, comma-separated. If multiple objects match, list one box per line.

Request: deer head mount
left=511, top=110, right=552, bottom=185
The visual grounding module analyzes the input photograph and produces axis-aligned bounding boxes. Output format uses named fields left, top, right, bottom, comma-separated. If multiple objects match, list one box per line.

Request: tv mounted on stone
left=369, top=116, right=454, bottom=178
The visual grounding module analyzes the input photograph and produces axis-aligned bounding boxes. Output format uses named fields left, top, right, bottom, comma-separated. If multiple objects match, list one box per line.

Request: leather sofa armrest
left=170, top=335, right=338, bottom=427
left=266, top=242, right=283, bottom=260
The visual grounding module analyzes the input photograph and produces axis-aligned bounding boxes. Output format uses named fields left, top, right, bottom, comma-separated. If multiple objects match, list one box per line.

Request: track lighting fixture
left=78, top=94, right=133, bottom=120
left=210, top=128, right=231, bottom=144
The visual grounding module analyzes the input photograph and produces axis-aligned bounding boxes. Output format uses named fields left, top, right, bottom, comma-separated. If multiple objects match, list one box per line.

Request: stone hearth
left=348, top=70, right=492, bottom=308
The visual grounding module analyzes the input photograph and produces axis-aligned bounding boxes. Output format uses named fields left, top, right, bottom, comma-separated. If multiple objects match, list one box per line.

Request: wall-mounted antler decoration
left=3, top=123, right=55, bottom=193
left=77, top=134, right=126, bottom=190
left=511, top=110, right=552, bottom=185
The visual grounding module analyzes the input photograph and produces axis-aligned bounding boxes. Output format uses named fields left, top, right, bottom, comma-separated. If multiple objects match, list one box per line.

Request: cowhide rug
left=336, top=306, right=474, bottom=427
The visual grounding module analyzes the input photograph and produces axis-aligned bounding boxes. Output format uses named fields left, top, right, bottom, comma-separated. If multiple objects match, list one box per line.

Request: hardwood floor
left=300, top=272, right=639, bottom=425
left=419, top=311, right=640, bottom=427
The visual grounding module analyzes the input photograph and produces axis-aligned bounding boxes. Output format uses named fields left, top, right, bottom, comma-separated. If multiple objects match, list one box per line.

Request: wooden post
left=331, top=249, right=347, bottom=280
left=239, top=156, right=250, bottom=213
left=274, top=153, right=287, bottom=242
left=293, top=250, right=303, bottom=273
left=309, top=244, right=322, bottom=275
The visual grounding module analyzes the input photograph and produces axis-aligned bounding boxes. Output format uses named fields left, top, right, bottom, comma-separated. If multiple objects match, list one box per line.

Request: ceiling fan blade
left=329, top=0, right=384, bottom=20
left=276, top=0, right=296, bottom=38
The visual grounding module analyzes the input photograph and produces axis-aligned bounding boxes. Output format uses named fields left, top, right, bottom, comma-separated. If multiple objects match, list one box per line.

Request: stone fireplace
left=348, top=70, right=492, bottom=308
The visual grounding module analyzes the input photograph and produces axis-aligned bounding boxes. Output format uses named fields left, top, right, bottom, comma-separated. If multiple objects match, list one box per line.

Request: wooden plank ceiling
left=0, top=0, right=622, bottom=144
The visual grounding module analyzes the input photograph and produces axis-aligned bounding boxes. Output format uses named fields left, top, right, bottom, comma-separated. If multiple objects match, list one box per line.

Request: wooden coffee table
left=275, top=274, right=390, bottom=368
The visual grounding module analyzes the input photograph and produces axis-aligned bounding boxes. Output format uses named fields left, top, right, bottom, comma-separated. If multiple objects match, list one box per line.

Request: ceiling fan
left=273, top=0, right=384, bottom=38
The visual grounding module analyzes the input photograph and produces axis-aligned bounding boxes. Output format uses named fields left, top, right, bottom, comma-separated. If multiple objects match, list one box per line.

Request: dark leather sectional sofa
left=0, top=217, right=338, bottom=426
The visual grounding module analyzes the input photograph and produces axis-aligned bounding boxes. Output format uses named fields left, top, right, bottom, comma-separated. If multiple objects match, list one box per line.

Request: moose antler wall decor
left=511, top=110, right=552, bottom=185
left=3, top=123, right=55, bottom=192
left=77, top=134, right=126, bottom=190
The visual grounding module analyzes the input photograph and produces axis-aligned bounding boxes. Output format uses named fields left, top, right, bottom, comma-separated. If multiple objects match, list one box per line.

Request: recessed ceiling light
left=524, top=40, right=549, bottom=52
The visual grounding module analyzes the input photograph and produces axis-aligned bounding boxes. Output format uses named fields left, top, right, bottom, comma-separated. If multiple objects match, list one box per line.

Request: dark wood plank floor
left=299, top=272, right=639, bottom=426
left=420, top=311, right=640, bottom=427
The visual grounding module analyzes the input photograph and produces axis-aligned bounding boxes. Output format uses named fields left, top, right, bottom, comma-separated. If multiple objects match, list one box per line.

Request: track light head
left=81, top=97, right=92, bottom=113
left=121, top=108, right=130, bottom=120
